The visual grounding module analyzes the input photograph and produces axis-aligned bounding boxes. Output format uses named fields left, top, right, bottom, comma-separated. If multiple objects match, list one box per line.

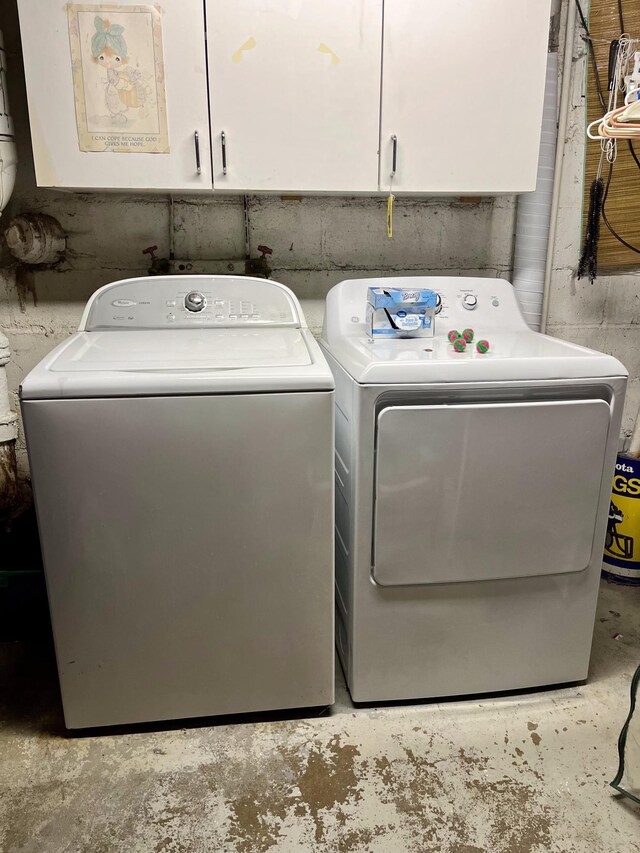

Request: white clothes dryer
left=321, top=276, right=626, bottom=702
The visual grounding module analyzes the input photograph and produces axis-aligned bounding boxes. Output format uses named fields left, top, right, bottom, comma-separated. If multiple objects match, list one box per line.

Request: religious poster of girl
left=67, top=4, right=169, bottom=153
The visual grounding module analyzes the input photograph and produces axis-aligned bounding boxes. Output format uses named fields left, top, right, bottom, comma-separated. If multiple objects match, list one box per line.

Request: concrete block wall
left=0, top=0, right=638, bottom=481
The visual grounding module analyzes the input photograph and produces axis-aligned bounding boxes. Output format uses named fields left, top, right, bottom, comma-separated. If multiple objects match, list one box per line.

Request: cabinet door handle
left=194, top=130, right=201, bottom=175
left=390, top=135, right=398, bottom=178
left=221, top=131, right=227, bottom=175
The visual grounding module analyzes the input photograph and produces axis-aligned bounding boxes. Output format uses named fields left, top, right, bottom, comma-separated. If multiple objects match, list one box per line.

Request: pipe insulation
left=0, top=334, right=17, bottom=445
left=0, top=29, right=19, bottom=516
left=0, top=30, right=17, bottom=216
left=513, top=52, right=559, bottom=331
left=0, top=333, right=18, bottom=515
left=0, top=27, right=17, bottom=449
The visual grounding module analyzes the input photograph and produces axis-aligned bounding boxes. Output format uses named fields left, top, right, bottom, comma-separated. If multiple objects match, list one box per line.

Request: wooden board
left=583, top=0, right=640, bottom=269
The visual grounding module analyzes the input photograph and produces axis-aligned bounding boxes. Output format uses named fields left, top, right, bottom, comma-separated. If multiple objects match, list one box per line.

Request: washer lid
left=21, top=328, right=334, bottom=399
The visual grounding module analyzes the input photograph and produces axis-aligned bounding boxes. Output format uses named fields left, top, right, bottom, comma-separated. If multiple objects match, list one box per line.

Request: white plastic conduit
left=0, top=334, right=17, bottom=446
left=0, top=29, right=18, bottom=514
left=541, top=0, right=577, bottom=333
left=513, top=52, right=559, bottom=331
left=0, top=31, right=17, bottom=215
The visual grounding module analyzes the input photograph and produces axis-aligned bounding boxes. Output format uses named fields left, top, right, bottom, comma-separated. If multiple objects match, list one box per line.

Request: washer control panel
left=83, top=275, right=302, bottom=331
left=184, top=291, right=206, bottom=312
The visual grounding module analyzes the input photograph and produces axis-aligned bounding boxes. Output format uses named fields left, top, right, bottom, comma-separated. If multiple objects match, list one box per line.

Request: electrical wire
left=610, top=663, right=640, bottom=805
left=576, top=0, right=606, bottom=109
left=576, top=0, right=606, bottom=280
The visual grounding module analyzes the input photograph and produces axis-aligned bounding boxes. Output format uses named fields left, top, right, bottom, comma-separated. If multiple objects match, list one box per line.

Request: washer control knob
left=435, top=293, right=443, bottom=314
left=185, top=291, right=206, bottom=312
left=462, top=293, right=478, bottom=310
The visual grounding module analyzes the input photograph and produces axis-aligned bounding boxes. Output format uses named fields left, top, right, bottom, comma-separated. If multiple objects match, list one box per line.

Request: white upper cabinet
left=16, top=1, right=552, bottom=194
left=379, top=0, right=552, bottom=194
left=206, top=0, right=383, bottom=192
left=17, top=0, right=211, bottom=191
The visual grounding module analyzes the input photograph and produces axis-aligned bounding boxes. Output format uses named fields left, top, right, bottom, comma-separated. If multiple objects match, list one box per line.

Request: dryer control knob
left=185, top=291, right=206, bottom=312
left=462, top=294, right=478, bottom=310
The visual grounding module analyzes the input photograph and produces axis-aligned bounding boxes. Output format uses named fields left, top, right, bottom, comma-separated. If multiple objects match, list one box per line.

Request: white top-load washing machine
left=21, top=275, right=334, bottom=729
left=321, top=276, right=627, bottom=703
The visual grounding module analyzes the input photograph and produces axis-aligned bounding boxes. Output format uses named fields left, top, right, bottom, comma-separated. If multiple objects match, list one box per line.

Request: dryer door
left=372, top=398, right=611, bottom=586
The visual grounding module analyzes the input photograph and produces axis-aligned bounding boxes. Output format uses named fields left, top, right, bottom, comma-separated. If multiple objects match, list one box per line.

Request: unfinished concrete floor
left=1, top=579, right=639, bottom=853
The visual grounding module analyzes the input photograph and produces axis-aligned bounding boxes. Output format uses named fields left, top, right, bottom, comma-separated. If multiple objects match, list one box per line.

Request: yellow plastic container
left=603, top=454, right=640, bottom=584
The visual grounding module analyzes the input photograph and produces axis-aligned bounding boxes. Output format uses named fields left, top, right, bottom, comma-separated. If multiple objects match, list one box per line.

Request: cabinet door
left=380, top=0, right=551, bottom=194
left=17, top=0, right=211, bottom=191
left=207, top=0, right=382, bottom=192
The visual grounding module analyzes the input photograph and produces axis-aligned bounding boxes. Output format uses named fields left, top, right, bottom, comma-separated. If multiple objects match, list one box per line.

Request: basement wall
left=0, top=0, right=637, bottom=479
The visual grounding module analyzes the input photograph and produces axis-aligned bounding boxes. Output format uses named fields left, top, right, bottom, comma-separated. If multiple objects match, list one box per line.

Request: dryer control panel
left=81, top=276, right=302, bottom=331
left=323, top=276, right=529, bottom=342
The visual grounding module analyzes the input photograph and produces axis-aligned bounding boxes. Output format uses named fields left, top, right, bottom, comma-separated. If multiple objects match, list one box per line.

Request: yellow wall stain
left=232, top=37, right=257, bottom=64
left=318, top=43, right=340, bottom=65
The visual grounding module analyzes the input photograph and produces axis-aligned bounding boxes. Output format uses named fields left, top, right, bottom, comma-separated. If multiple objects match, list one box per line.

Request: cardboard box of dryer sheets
left=367, top=286, right=438, bottom=338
